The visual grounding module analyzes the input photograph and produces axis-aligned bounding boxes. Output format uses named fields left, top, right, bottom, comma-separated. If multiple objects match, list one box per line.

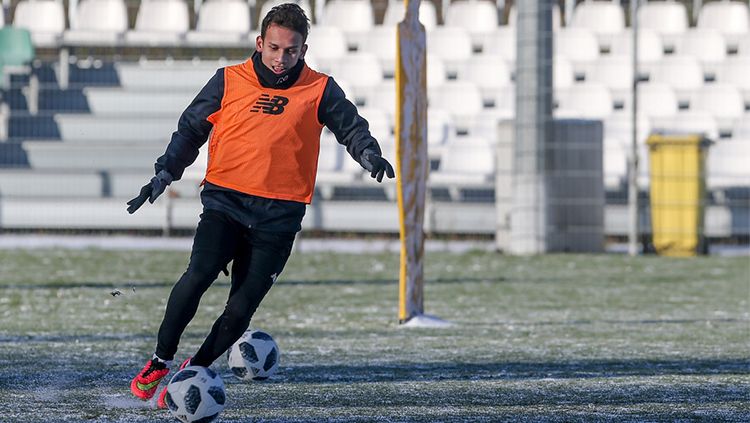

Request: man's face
left=256, top=23, right=307, bottom=75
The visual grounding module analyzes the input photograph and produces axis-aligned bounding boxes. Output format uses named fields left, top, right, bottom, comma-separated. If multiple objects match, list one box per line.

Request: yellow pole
left=396, top=0, right=428, bottom=323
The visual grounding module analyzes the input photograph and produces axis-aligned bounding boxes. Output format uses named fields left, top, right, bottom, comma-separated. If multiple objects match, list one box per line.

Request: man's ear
left=256, top=35, right=263, bottom=52
left=300, top=44, right=308, bottom=60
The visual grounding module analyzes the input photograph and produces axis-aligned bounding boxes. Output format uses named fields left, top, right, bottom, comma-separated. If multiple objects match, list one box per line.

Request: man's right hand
left=126, top=170, right=173, bottom=214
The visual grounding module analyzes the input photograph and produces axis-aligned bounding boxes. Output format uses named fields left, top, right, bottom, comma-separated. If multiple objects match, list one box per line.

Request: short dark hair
left=261, top=3, right=310, bottom=42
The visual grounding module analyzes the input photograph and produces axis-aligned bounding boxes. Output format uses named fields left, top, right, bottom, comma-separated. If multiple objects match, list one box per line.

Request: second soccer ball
left=226, top=329, right=280, bottom=381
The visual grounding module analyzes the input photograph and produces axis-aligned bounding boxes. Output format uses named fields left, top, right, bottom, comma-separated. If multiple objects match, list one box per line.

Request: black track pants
left=154, top=209, right=295, bottom=366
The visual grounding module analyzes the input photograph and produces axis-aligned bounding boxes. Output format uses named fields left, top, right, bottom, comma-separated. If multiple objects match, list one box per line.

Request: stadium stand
left=0, top=0, right=747, bottom=239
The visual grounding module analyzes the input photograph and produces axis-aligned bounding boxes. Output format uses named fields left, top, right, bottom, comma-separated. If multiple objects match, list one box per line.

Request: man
left=127, top=3, right=394, bottom=408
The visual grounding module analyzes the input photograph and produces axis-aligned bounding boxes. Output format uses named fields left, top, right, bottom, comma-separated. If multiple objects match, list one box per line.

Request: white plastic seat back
left=359, top=26, right=396, bottom=74
left=638, top=2, right=688, bottom=35
left=610, top=29, right=664, bottom=63
left=650, top=56, right=704, bottom=93
left=482, top=27, right=516, bottom=62
left=446, top=0, right=498, bottom=35
left=382, top=0, right=437, bottom=30
left=438, top=139, right=495, bottom=175
left=426, top=27, right=473, bottom=62
left=571, top=2, right=625, bottom=35
left=429, top=81, right=483, bottom=120
left=719, top=57, right=750, bottom=91
left=637, top=83, right=678, bottom=118
left=587, top=55, right=632, bottom=91
left=651, top=112, right=719, bottom=140
left=557, top=83, right=613, bottom=119
left=458, top=55, right=510, bottom=90
left=196, top=0, right=251, bottom=33
left=707, top=139, right=750, bottom=190
left=691, top=84, right=745, bottom=121
left=134, top=0, right=189, bottom=32
left=678, top=29, right=727, bottom=64
left=697, top=1, right=750, bottom=35
left=71, top=0, right=128, bottom=31
left=322, top=0, right=374, bottom=33
left=13, top=0, right=66, bottom=45
left=554, top=28, right=599, bottom=63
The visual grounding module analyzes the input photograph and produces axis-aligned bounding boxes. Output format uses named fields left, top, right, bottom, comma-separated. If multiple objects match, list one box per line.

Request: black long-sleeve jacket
left=153, top=53, right=382, bottom=232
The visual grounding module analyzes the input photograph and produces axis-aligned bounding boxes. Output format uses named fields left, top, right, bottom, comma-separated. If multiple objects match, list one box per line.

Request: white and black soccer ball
left=165, top=366, right=226, bottom=423
left=226, top=329, right=280, bottom=381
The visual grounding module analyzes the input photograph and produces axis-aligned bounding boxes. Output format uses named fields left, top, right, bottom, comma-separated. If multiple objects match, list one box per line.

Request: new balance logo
left=251, top=94, right=289, bottom=115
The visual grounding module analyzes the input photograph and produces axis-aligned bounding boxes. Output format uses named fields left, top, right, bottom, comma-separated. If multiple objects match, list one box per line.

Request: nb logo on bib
left=251, top=94, right=289, bottom=115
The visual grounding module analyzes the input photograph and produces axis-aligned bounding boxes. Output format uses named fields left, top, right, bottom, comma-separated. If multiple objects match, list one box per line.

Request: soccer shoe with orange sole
left=130, top=358, right=170, bottom=400
left=156, top=357, right=192, bottom=409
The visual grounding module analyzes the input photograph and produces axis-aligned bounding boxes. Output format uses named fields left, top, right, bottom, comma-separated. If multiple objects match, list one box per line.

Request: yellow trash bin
left=647, top=134, right=712, bottom=257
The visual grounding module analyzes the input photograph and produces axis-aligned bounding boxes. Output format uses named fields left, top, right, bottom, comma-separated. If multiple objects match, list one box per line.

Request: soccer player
left=127, top=3, right=394, bottom=408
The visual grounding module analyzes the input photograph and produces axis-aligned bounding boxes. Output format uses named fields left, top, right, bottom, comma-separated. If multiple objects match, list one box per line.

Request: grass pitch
left=0, top=247, right=748, bottom=422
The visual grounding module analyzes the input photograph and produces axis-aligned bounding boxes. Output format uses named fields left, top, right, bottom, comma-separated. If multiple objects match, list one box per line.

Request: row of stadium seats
left=7, top=0, right=750, bottom=48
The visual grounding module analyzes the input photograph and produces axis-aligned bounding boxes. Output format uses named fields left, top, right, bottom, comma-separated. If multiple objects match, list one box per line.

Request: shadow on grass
left=275, top=359, right=750, bottom=384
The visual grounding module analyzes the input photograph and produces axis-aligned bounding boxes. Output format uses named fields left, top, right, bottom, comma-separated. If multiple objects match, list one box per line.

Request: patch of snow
left=400, top=314, right=454, bottom=328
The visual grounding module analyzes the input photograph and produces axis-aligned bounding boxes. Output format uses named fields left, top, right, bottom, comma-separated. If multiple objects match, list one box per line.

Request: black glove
left=362, top=150, right=395, bottom=183
left=126, top=170, right=173, bottom=214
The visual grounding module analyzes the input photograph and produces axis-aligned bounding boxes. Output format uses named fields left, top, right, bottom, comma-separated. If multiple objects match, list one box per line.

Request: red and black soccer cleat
left=156, top=357, right=192, bottom=409
left=130, top=358, right=170, bottom=400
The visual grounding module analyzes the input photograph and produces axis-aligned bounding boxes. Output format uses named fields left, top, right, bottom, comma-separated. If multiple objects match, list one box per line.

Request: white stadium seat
left=428, top=81, right=483, bottom=133
left=329, top=53, right=383, bottom=104
left=697, top=1, right=749, bottom=35
left=481, top=27, right=516, bottom=63
left=258, top=0, right=313, bottom=27
left=457, top=54, right=511, bottom=107
left=690, top=84, right=745, bottom=134
left=13, top=0, right=66, bottom=47
left=359, top=26, right=397, bottom=76
left=125, top=0, right=190, bottom=46
left=587, top=55, right=633, bottom=106
left=426, top=27, right=473, bottom=77
left=304, top=26, right=347, bottom=74
left=366, top=80, right=396, bottom=118
left=322, top=0, right=374, bottom=50
left=650, top=55, right=705, bottom=102
left=557, top=83, right=613, bottom=120
left=603, top=137, right=627, bottom=190
left=718, top=56, right=750, bottom=106
left=638, top=1, right=688, bottom=52
left=651, top=111, right=720, bottom=141
left=63, top=0, right=128, bottom=46
left=604, top=111, right=651, bottom=147
left=637, top=83, right=679, bottom=119
left=427, top=108, right=456, bottom=148
left=707, top=138, right=750, bottom=190
left=430, top=138, right=495, bottom=199
left=382, top=0, right=438, bottom=30
left=639, top=1, right=688, bottom=35
left=570, top=1, right=625, bottom=50
left=445, top=0, right=498, bottom=49
left=554, top=28, right=599, bottom=79
left=739, top=36, right=750, bottom=56
left=356, top=107, right=391, bottom=143
left=676, top=29, right=727, bottom=77
left=610, top=28, right=664, bottom=77
left=185, top=0, right=251, bottom=46
left=697, top=0, right=749, bottom=51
